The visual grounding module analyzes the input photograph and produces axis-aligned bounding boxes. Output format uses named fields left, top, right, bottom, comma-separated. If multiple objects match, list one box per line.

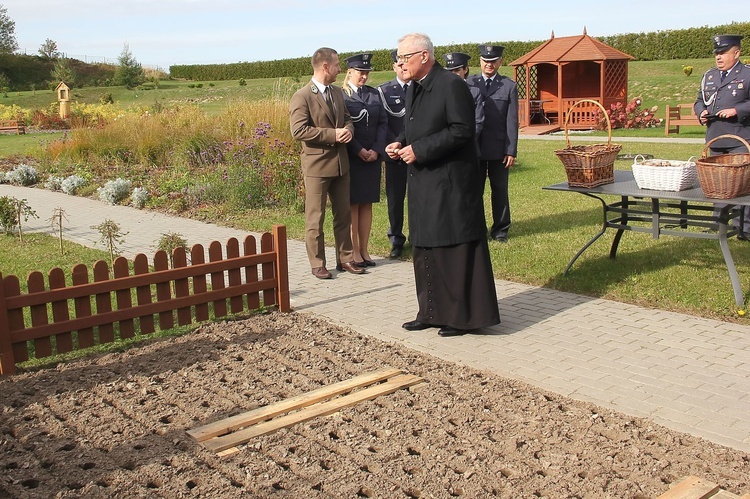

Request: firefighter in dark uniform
left=694, top=34, right=750, bottom=237
left=468, top=45, right=519, bottom=243
left=442, top=51, right=485, bottom=148
left=377, top=50, right=410, bottom=258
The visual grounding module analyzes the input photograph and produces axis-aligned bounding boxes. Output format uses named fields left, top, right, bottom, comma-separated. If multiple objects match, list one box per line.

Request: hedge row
left=0, top=54, right=116, bottom=91
left=170, top=22, right=750, bottom=81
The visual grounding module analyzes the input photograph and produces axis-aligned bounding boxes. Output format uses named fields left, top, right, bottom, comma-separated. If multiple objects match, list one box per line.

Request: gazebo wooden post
left=558, top=64, right=564, bottom=125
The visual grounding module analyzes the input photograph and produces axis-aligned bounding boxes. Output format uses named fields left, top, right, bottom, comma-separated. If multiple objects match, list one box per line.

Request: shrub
left=44, top=175, right=63, bottom=191
left=100, top=92, right=114, bottom=104
left=238, top=78, right=246, bottom=86
left=5, top=164, right=39, bottom=186
left=597, top=97, right=662, bottom=130
left=682, top=66, right=693, bottom=77
left=0, top=171, right=6, bottom=183
left=0, top=196, right=16, bottom=234
left=156, top=231, right=189, bottom=266
left=98, top=178, right=132, bottom=204
left=131, top=186, right=149, bottom=209
left=61, top=174, right=86, bottom=195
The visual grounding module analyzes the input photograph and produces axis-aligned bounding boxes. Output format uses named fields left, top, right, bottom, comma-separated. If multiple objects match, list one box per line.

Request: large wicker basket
left=554, top=99, right=622, bottom=188
left=696, top=135, right=750, bottom=199
left=632, top=155, right=698, bottom=191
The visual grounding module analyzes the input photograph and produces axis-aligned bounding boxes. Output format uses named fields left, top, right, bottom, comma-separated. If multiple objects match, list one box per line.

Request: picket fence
left=0, top=225, right=290, bottom=375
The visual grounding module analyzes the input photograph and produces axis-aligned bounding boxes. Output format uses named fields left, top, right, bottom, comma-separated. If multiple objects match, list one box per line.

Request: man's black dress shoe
left=362, top=259, right=376, bottom=267
left=493, top=235, right=508, bottom=243
left=438, top=326, right=469, bottom=337
left=402, top=320, right=433, bottom=331
left=389, top=246, right=403, bottom=258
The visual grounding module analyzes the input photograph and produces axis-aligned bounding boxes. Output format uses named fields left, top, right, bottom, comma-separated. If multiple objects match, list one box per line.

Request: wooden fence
left=0, top=225, right=290, bottom=375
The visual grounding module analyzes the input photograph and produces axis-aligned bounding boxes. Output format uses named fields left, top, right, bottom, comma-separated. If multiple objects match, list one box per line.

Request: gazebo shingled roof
left=510, top=28, right=634, bottom=131
left=509, top=29, right=634, bottom=66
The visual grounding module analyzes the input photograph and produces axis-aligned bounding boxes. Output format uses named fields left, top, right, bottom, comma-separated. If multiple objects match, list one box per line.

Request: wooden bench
left=664, top=103, right=701, bottom=136
left=0, top=119, right=26, bottom=135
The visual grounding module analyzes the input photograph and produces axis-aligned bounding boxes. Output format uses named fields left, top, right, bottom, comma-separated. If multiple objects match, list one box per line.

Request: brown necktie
left=325, top=86, right=335, bottom=116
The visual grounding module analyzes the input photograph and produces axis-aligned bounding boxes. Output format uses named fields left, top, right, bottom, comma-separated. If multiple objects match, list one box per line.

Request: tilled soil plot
left=1, top=311, right=749, bottom=498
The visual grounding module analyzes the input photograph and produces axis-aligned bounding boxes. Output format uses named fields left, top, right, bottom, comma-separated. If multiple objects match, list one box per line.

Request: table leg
left=609, top=195, right=628, bottom=259
left=564, top=194, right=607, bottom=275
left=718, top=216, right=746, bottom=309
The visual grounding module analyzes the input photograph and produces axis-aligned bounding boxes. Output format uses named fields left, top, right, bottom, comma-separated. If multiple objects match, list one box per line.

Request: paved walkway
left=2, top=184, right=749, bottom=454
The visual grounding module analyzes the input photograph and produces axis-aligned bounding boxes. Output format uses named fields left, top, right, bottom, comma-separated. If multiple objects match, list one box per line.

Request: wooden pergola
left=509, top=28, right=634, bottom=131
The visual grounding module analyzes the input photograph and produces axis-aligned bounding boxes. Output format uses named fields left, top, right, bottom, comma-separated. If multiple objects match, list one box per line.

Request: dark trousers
left=385, top=161, right=407, bottom=247
left=480, top=159, right=510, bottom=238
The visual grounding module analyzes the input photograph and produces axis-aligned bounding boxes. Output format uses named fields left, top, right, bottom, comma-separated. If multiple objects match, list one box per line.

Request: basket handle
left=633, top=154, right=646, bottom=165
left=563, top=99, right=611, bottom=149
left=701, top=134, right=750, bottom=158
left=687, top=155, right=697, bottom=163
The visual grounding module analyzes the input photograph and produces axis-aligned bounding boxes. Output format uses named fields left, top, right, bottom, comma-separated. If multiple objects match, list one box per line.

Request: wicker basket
left=632, top=155, right=698, bottom=191
left=554, top=99, right=622, bottom=188
left=695, top=135, right=750, bottom=199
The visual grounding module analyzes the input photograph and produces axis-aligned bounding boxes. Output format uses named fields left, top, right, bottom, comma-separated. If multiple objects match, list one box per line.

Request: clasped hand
left=385, top=141, right=416, bottom=164
left=335, top=128, right=352, bottom=143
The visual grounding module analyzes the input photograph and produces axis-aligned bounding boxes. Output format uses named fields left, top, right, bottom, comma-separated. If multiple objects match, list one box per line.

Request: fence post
left=0, top=273, right=17, bottom=375
left=273, top=225, right=290, bottom=312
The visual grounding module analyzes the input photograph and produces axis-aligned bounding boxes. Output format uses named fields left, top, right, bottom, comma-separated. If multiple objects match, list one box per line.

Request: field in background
left=0, top=58, right=716, bottom=120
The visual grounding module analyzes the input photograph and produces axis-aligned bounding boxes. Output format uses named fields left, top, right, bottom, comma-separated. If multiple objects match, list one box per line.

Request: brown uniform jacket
left=290, top=81, right=355, bottom=177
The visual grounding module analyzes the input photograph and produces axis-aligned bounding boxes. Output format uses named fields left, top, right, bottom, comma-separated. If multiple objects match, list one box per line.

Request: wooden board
left=188, top=368, right=424, bottom=455
left=657, top=475, right=742, bottom=499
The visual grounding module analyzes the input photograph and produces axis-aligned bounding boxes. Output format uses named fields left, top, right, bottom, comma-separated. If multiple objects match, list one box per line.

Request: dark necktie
left=325, top=87, right=335, bottom=116
left=485, top=78, right=492, bottom=91
left=721, top=70, right=728, bottom=82
left=357, top=87, right=362, bottom=98
left=402, top=83, right=408, bottom=94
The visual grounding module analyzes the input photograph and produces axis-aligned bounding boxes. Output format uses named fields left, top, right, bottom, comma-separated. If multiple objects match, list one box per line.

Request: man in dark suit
left=468, top=45, right=519, bottom=243
left=386, top=33, right=500, bottom=337
left=694, top=34, right=750, bottom=237
left=290, top=47, right=366, bottom=279
left=377, top=50, right=410, bottom=258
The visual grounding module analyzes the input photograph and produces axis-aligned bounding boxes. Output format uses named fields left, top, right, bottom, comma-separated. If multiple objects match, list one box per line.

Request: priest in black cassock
left=386, top=32, right=500, bottom=337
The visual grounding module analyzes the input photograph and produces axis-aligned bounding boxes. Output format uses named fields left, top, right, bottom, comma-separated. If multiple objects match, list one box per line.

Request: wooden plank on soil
left=656, top=475, right=723, bottom=499
left=188, top=367, right=404, bottom=442
left=201, top=372, right=424, bottom=454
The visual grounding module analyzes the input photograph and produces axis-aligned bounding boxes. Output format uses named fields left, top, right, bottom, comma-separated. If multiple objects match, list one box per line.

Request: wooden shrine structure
left=510, top=28, right=634, bottom=132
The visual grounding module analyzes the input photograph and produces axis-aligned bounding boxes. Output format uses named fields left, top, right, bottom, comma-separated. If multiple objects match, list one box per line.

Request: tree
left=0, top=5, right=18, bottom=53
left=114, top=43, right=145, bottom=89
left=51, top=57, right=76, bottom=86
left=38, top=38, right=59, bottom=59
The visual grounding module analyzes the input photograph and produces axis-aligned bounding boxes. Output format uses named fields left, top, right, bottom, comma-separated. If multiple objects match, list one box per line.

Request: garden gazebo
left=509, top=28, right=634, bottom=131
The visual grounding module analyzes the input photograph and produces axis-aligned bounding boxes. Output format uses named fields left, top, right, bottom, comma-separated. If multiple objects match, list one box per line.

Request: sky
left=4, top=0, right=747, bottom=71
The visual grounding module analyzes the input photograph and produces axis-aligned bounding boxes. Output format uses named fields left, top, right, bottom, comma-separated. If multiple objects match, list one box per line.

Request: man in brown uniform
left=290, top=47, right=366, bottom=279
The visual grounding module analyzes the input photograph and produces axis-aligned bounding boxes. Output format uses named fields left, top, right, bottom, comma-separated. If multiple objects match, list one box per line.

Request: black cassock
left=397, top=63, right=500, bottom=330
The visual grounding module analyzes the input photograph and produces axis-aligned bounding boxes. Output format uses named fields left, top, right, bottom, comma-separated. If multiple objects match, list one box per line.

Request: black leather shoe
left=362, top=259, right=376, bottom=267
left=389, top=246, right=403, bottom=258
left=402, top=320, right=433, bottom=331
left=438, top=326, right=469, bottom=337
left=492, top=235, right=508, bottom=243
